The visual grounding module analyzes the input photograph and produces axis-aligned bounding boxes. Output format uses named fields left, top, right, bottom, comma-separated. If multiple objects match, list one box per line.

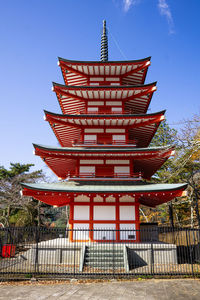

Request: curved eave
left=44, top=110, right=165, bottom=148
left=44, top=110, right=165, bottom=131
left=33, top=143, right=174, bottom=154
left=58, top=56, right=151, bottom=64
left=21, top=182, right=187, bottom=193
left=21, top=182, right=187, bottom=208
left=33, top=144, right=174, bottom=180
left=52, top=82, right=157, bottom=115
left=52, top=81, right=157, bottom=91
left=58, top=57, right=151, bottom=87
left=44, top=109, right=165, bottom=120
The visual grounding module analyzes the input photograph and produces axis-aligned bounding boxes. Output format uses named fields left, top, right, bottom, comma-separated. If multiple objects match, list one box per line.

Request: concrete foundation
left=22, top=238, right=177, bottom=271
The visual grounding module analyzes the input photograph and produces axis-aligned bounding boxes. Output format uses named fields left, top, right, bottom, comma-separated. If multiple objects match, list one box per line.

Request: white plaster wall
left=114, top=166, right=130, bottom=174
left=88, top=101, right=104, bottom=106
left=90, top=77, right=104, bottom=81
left=120, top=223, right=136, bottom=240
left=106, top=101, right=122, bottom=106
left=87, top=107, right=98, bottom=112
left=110, top=83, right=120, bottom=86
left=106, top=160, right=129, bottom=164
left=93, top=223, right=116, bottom=240
left=119, top=195, right=135, bottom=202
left=84, top=134, right=97, bottom=142
left=74, top=195, right=90, bottom=202
left=93, top=206, right=116, bottom=220
left=111, top=107, right=122, bottom=112
left=105, top=77, right=120, bottom=81
left=85, top=129, right=104, bottom=133
left=80, top=160, right=103, bottom=164
left=90, top=83, right=99, bottom=86
left=74, top=205, right=90, bottom=220
left=106, top=129, right=125, bottom=133
left=113, top=135, right=125, bottom=141
left=73, top=223, right=89, bottom=240
left=79, top=166, right=95, bottom=174
left=105, top=195, right=116, bottom=202
left=93, top=195, right=104, bottom=202
left=120, top=206, right=135, bottom=220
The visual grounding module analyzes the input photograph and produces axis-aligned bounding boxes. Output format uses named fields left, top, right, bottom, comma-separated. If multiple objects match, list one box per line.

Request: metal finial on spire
left=101, top=20, right=108, bottom=62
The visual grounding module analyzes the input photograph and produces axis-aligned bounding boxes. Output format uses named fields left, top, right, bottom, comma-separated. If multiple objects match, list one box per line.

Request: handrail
left=86, top=111, right=124, bottom=115
left=72, top=172, right=143, bottom=179
left=75, top=110, right=137, bottom=115
left=74, top=140, right=137, bottom=146
left=83, top=140, right=97, bottom=145
left=112, top=140, right=126, bottom=145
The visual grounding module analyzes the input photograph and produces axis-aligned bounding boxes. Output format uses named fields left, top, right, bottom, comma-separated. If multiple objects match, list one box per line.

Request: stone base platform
left=22, top=238, right=177, bottom=272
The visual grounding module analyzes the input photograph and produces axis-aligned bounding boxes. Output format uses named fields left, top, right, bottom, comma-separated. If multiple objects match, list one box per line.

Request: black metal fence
left=0, top=227, right=200, bottom=279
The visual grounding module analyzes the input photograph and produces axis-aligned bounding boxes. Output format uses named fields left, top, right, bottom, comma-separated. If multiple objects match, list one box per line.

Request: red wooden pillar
left=69, top=201, right=74, bottom=242
left=135, top=195, right=140, bottom=242
left=115, top=194, right=120, bottom=242
left=89, top=195, right=93, bottom=242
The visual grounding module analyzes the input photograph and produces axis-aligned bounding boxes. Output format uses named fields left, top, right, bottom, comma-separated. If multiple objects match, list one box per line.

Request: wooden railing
left=68, top=172, right=142, bottom=180
left=75, top=109, right=137, bottom=115
left=82, top=140, right=97, bottom=145
left=73, top=140, right=137, bottom=146
left=86, top=111, right=123, bottom=115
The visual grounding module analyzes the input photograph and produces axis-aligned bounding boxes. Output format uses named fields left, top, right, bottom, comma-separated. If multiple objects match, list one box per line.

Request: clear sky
left=0, top=0, right=200, bottom=176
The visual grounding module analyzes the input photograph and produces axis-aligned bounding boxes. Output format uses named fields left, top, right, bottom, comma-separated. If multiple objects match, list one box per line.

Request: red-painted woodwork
left=21, top=53, right=188, bottom=243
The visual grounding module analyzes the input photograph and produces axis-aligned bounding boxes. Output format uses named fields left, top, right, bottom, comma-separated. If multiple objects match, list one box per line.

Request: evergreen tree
left=0, top=163, right=44, bottom=226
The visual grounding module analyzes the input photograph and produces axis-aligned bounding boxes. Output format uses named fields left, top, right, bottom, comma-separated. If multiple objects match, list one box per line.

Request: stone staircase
left=83, top=245, right=126, bottom=271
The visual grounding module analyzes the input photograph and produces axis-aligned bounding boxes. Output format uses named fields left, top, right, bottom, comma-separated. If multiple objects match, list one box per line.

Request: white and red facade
left=22, top=48, right=187, bottom=242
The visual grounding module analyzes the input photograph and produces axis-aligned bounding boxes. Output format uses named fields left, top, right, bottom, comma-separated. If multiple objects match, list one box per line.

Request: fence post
left=186, top=229, right=194, bottom=277
left=186, top=228, right=194, bottom=276
left=194, top=189, right=200, bottom=229
left=73, top=229, right=76, bottom=277
left=113, top=229, right=115, bottom=278
left=150, top=229, right=154, bottom=276
left=34, top=227, right=39, bottom=274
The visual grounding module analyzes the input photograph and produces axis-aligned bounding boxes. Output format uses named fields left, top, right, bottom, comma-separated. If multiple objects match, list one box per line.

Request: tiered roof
left=44, top=110, right=165, bottom=147
left=58, top=57, right=151, bottom=86
left=22, top=182, right=187, bottom=207
left=21, top=22, right=187, bottom=208
left=33, top=144, right=174, bottom=180
left=52, top=82, right=156, bottom=114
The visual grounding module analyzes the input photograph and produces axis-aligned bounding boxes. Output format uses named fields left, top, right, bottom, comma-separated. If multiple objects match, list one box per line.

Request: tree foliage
left=151, top=119, right=177, bottom=147
left=142, top=116, right=200, bottom=227
left=0, top=163, right=45, bottom=226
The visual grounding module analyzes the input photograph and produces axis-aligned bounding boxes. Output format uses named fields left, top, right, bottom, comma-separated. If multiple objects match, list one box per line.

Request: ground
left=0, top=279, right=199, bottom=299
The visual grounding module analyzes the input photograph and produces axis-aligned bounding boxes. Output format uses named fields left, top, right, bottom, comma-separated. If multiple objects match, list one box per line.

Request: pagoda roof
left=53, top=82, right=157, bottom=115
left=33, top=144, right=174, bottom=180
left=58, top=57, right=151, bottom=64
left=34, top=143, right=172, bottom=154
left=21, top=181, right=187, bottom=208
left=44, top=110, right=165, bottom=148
left=58, top=57, right=151, bottom=86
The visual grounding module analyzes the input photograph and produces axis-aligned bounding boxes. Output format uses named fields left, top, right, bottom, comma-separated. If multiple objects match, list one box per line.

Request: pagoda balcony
left=73, top=140, right=137, bottom=147
left=86, top=110, right=124, bottom=115
left=84, top=109, right=137, bottom=115
left=67, top=172, right=143, bottom=181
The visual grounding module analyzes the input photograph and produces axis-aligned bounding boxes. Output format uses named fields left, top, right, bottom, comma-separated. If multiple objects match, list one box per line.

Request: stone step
left=85, top=258, right=124, bottom=263
left=84, top=246, right=125, bottom=270
left=87, top=249, right=123, bottom=254
left=85, top=255, right=124, bottom=260
left=86, top=251, right=124, bottom=255
left=84, top=262, right=124, bottom=268
left=87, top=247, right=124, bottom=250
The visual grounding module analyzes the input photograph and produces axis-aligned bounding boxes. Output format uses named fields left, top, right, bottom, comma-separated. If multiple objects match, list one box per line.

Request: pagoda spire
left=101, top=20, right=108, bottom=61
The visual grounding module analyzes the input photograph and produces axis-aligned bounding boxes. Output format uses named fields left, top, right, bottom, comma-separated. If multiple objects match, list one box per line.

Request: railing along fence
left=0, top=227, right=199, bottom=279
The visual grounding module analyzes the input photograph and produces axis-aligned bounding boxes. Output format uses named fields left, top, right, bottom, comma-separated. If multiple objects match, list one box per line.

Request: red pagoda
left=22, top=21, right=187, bottom=242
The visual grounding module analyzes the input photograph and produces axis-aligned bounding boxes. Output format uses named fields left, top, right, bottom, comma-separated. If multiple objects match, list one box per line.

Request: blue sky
left=0, top=0, right=200, bottom=175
